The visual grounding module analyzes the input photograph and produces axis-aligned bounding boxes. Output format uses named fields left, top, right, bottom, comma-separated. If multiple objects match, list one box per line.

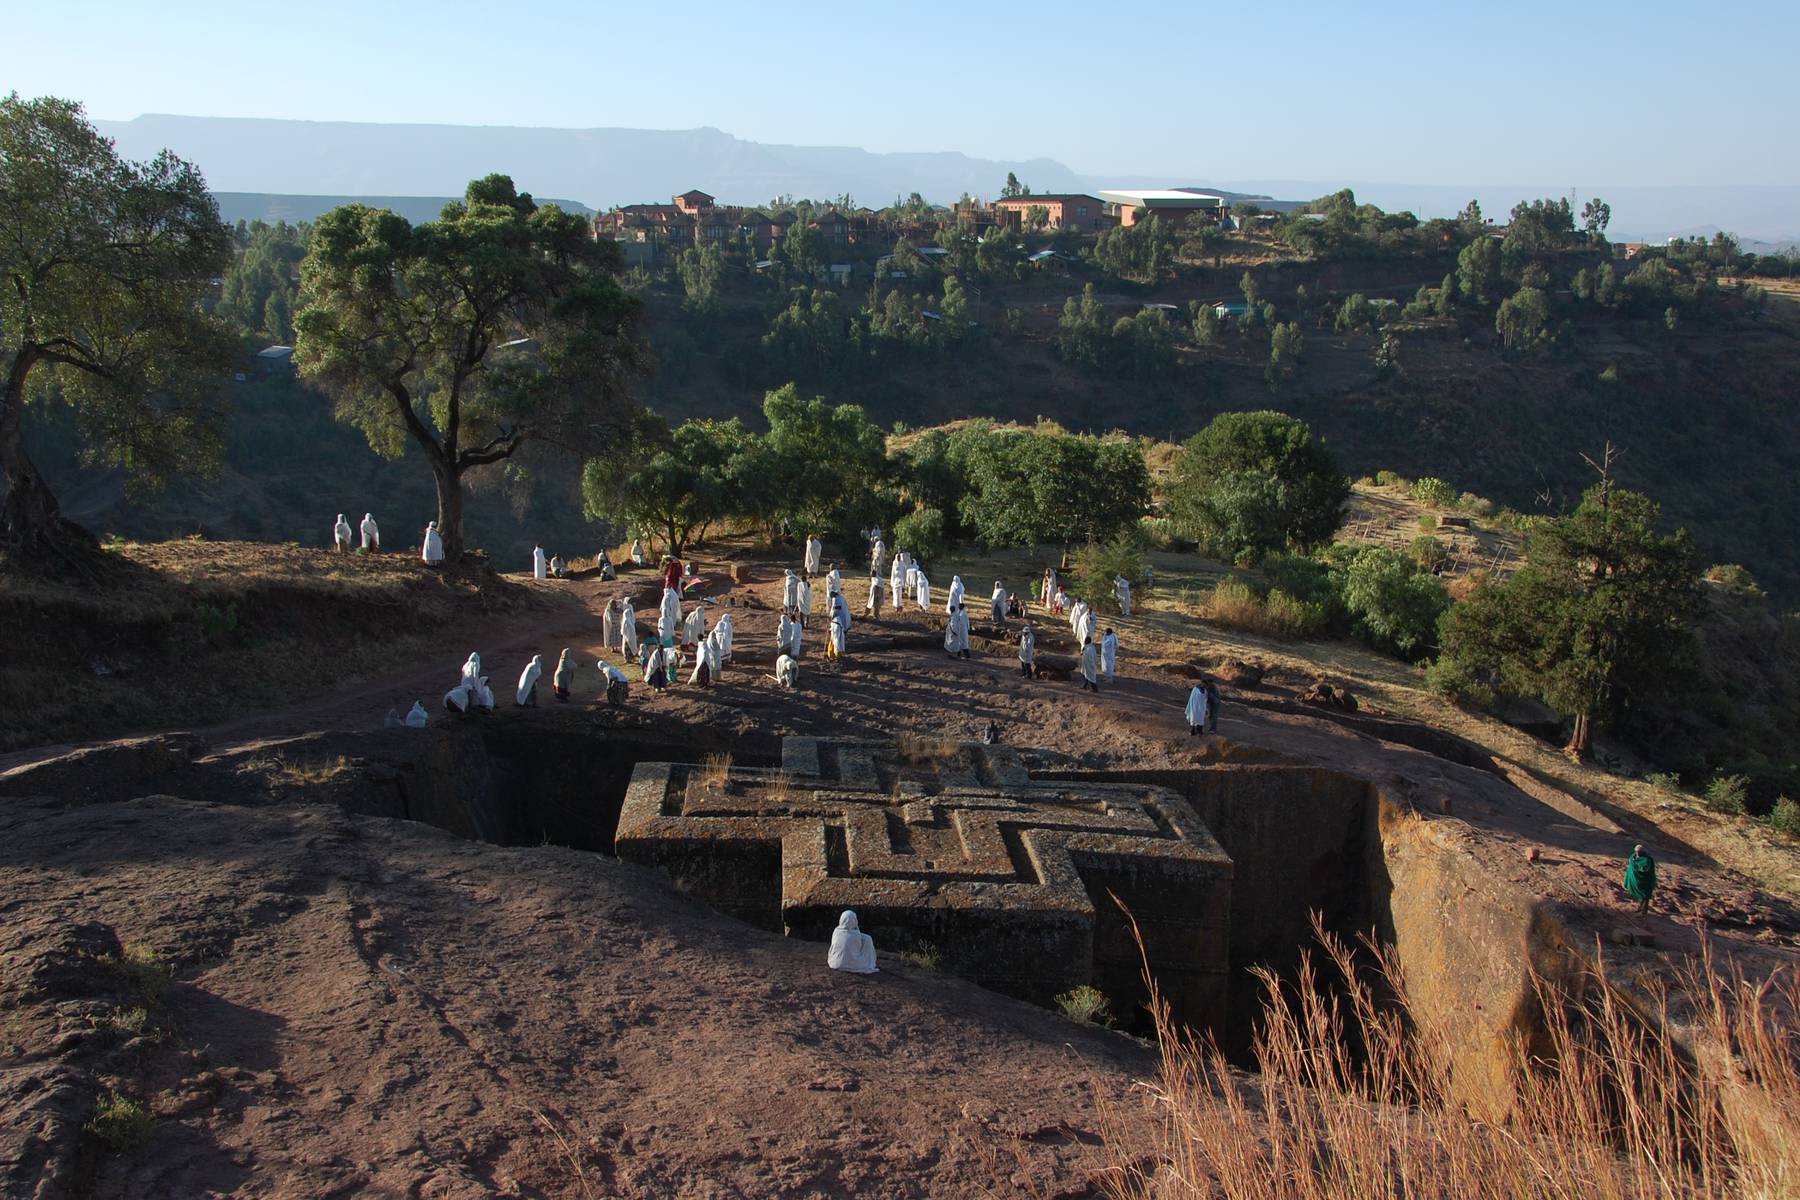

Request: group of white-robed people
left=333, top=513, right=381, bottom=553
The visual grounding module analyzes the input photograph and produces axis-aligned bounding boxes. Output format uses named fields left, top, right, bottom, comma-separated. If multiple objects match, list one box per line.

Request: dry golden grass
left=241, top=752, right=354, bottom=787
left=895, top=731, right=959, bottom=764
left=695, top=753, right=733, bottom=791
left=763, top=770, right=795, bottom=806
left=1098, top=920, right=1800, bottom=1200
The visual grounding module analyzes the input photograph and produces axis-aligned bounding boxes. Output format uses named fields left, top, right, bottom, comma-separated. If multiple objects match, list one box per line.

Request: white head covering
left=461, top=653, right=482, bottom=689
left=516, top=655, right=542, bottom=705
left=828, top=910, right=878, bottom=973
left=405, top=700, right=429, bottom=727
left=1186, top=684, right=1209, bottom=728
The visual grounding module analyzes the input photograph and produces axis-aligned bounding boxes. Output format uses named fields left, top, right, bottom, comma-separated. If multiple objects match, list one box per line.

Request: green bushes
left=892, top=507, right=946, bottom=563
left=1768, top=796, right=1800, bottom=837
left=1055, top=984, right=1115, bottom=1026
left=1201, top=576, right=1331, bottom=640
left=1410, top=477, right=1456, bottom=507
left=1337, top=546, right=1450, bottom=660
left=1074, top=538, right=1147, bottom=612
left=86, top=1091, right=153, bottom=1153
left=1704, top=773, right=1750, bottom=816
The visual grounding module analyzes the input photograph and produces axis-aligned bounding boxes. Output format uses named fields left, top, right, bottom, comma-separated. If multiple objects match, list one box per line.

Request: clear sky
left=9, top=0, right=1797, bottom=186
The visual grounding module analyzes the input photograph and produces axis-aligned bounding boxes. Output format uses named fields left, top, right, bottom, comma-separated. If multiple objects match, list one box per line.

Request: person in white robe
left=629, top=537, right=646, bottom=565
left=601, top=662, right=629, bottom=705
left=516, top=654, right=543, bottom=706
left=683, top=605, right=705, bottom=646
left=659, top=587, right=682, bottom=644
left=642, top=645, right=667, bottom=691
left=904, top=557, right=919, bottom=598
left=827, top=565, right=842, bottom=598
left=1185, top=684, right=1210, bottom=736
left=782, top=569, right=800, bottom=612
left=706, top=628, right=725, bottom=680
left=1115, top=576, right=1132, bottom=617
left=552, top=649, right=576, bottom=701
left=828, top=910, right=878, bottom=974
left=473, top=676, right=495, bottom=711
left=687, top=638, right=714, bottom=687
left=1068, top=598, right=1087, bottom=638
left=405, top=701, right=429, bottom=727
left=443, top=684, right=470, bottom=714
left=1080, top=639, right=1099, bottom=692
left=867, top=575, right=884, bottom=617
left=946, top=574, right=965, bottom=614
left=359, top=513, right=379, bottom=552
left=1042, top=567, right=1058, bottom=611
left=717, top=611, right=735, bottom=659
left=531, top=545, right=548, bottom=580
left=1101, top=629, right=1118, bottom=682
left=915, top=571, right=931, bottom=611
left=833, top=591, right=851, bottom=635
left=333, top=514, right=353, bottom=552
left=775, top=652, right=799, bottom=689
left=889, top=553, right=906, bottom=608
left=945, top=605, right=970, bottom=658
left=620, top=601, right=639, bottom=658
left=603, top=599, right=621, bottom=649
left=422, top=521, right=444, bottom=565
left=870, top=538, right=886, bottom=576
left=1018, top=623, right=1036, bottom=678
left=990, top=581, right=1007, bottom=624
left=1052, top=585, right=1067, bottom=615
left=460, top=653, right=482, bottom=692
left=777, top=612, right=795, bottom=657
left=804, top=535, right=823, bottom=576
left=797, top=577, right=813, bottom=627
left=827, top=614, right=846, bottom=658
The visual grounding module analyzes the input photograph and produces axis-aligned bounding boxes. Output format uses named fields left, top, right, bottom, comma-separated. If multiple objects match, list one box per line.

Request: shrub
left=1704, top=773, right=1750, bottom=816
left=1137, top=515, right=1177, bottom=550
left=1201, top=577, right=1326, bottom=639
left=892, top=506, right=947, bottom=564
left=902, top=941, right=943, bottom=971
left=110, top=944, right=172, bottom=1008
left=1457, top=492, right=1495, bottom=517
left=1704, top=563, right=1760, bottom=594
left=1055, top=984, right=1115, bottom=1027
left=1767, top=796, right=1800, bottom=837
left=1074, top=537, right=1146, bottom=612
left=1264, top=588, right=1331, bottom=637
left=193, top=602, right=238, bottom=641
left=1410, top=477, right=1456, bottom=507
left=1409, top=535, right=1448, bottom=571
left=86, top=1091, right=152, bottom=1153
left=1373, top=470, right=1408, bottom=489
left=1645, top=771, right=1685, bottom=794
left=1424, top=656, right=1494, bottom=707
left=1418, top=513, right=1438, bottom=532
left=1339, top=546, right=1450, bottom=660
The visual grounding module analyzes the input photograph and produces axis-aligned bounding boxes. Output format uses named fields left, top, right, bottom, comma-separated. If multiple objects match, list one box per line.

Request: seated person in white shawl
left=775, top=652, right=799, bottom=689
left=828, top=910, right=878, bottom=974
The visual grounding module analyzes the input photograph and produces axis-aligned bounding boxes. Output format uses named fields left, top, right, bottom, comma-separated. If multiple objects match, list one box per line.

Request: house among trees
left=593, top=188, right=796, bottom=258
left=993, top=193, right=1114, bottom=233
left=1098, top=189, right=1227, bottom=227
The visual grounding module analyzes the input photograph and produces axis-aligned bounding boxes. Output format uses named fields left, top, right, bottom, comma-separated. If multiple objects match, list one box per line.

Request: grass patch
left=1200, top=578, right=1327, bottom=639
left=902, top=942, right=943, bottom=971
left=107, top=944, right=172, bottom=1009
left=86, top=1091, right=153, bottom=1153
left=896, top=731, right=959, bottom=764
left=695, top=753, right=733, bottom=791
left=1055, top=984, right=1115, bottom=1027
left=1099, top=922, right=1800, bottom=1200
left=243, top=753, right=354, bottom=787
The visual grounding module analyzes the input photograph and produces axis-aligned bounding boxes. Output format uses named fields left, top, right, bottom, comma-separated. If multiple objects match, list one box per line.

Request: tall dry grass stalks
left=1097, top=917, right=1800, bottom=1200
left=695, top=753, right=733, bottom=791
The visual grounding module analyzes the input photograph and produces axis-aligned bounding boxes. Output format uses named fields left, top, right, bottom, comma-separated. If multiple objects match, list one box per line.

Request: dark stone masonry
left=617, top=737, right=1234, bottom=1035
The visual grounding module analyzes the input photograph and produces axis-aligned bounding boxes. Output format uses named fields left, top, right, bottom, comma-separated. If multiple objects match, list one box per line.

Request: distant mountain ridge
left=212, top=192, right=594, bottom=226
left=98, top=115, right=1800, bottom=246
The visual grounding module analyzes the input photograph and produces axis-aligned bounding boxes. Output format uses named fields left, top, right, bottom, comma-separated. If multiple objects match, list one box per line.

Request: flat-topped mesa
left=617, top=736, right=1234, bottom=1036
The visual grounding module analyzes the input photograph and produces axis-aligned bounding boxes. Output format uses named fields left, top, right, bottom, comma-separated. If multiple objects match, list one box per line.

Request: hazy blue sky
left=11, top=0, right=1797, bottom=186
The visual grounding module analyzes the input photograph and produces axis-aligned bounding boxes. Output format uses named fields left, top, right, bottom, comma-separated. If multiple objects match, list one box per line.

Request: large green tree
left=1166, top=411, right=1349, bottom=563
left=1, top=94, right=235, bottom=562
left=758, top=383, right=889, bottom=536
left=1437, top=484, right=1696, bottom=757
left=584, top=416, right=752, bottom=557
left=295, top=175, right=646, bottom=561
left=954, top=427, right=1150, bottom=550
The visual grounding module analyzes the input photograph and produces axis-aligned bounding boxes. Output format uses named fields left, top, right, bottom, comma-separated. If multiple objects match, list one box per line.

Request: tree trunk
left=434, top=464, right=466, bottom=562
left=1564, top=712, right=1592, bottom=761
left=0, top=371, right=96, bottom=564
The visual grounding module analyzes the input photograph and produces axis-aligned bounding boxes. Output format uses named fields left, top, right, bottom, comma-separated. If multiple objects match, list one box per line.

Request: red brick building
left=992, top=194, right=1114, bottom=233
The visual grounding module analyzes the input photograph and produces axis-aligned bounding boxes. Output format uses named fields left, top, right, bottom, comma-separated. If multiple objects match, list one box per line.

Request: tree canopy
left=1437, top=483, right=1696, bottom=756
left=1166, top=411, right=1349, bottom=563
left=1, top=94, right=236, bottom=563
left=295, top=174, right=647, bottom=560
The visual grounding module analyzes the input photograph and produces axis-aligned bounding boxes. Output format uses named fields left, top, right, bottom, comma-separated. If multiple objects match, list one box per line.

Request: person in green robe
left=1624, top=844, right=1657, bottom=914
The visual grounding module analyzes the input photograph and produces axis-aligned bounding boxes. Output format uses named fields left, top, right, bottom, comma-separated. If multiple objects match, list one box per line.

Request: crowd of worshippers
left=417, top=531, right=1227, bottom=734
